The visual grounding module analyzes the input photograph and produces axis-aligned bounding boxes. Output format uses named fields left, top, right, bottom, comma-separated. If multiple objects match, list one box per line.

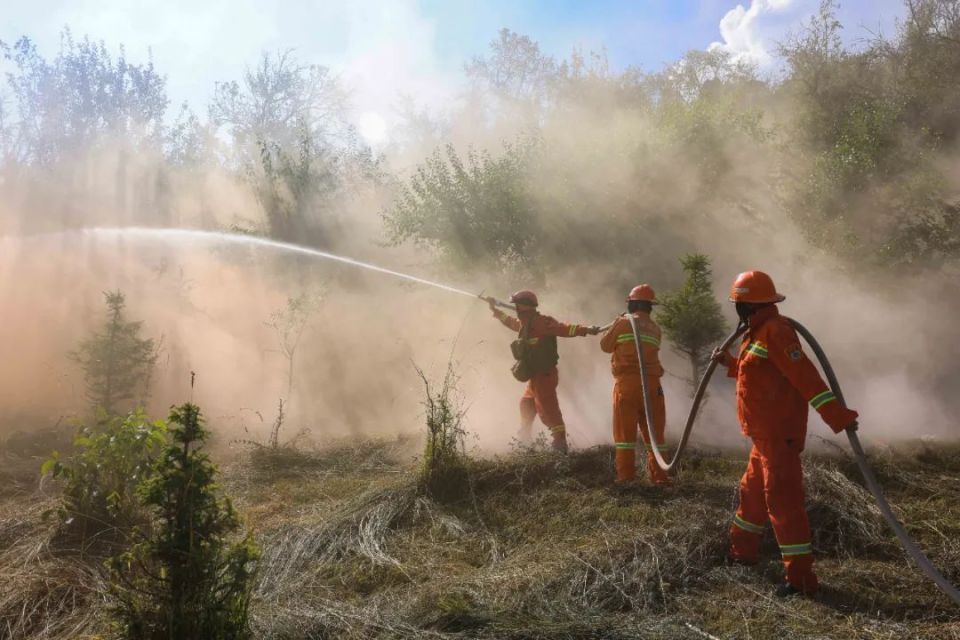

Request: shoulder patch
left=784, top=342, right=805, bottom=362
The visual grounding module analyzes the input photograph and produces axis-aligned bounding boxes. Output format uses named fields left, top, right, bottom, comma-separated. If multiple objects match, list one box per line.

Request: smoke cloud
left=1, top=8, right=958, bottom=459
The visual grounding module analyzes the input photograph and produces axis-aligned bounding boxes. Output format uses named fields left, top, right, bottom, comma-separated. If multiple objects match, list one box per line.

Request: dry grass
left=2, top=436, right=959, bottom=639
left=0, top=497, right=111, bottom=640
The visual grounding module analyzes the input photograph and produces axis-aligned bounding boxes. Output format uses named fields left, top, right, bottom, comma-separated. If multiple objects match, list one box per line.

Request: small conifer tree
left=658, top=254, right=728, bottom=395
left=111, top=403, right=259, bottom=640
left=72, top=291, right=158, bottom=415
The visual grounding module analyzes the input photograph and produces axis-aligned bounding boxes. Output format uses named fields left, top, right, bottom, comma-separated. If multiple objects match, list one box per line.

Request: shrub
left=42, top=409, right=167, bottom=549
left=110, top=403, right=259, bottom=640
left=416, top=365, right=469, bottom=502
left=383, top=139, right=541, bottom=275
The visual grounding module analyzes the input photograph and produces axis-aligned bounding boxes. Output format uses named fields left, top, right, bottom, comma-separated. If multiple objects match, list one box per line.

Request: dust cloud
left=1, top=45, right=959, bottom=457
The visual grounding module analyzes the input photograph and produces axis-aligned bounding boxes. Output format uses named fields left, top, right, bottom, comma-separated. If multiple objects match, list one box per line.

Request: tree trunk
left=286, top=351, right=295, bottom=404
left=689, top=356, right=700, bottom=399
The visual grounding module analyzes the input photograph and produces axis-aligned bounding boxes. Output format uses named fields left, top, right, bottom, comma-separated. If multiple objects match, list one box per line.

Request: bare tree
left=210, top=50, right=350, bottom=162
left=265, top=291, right=322, bottom=404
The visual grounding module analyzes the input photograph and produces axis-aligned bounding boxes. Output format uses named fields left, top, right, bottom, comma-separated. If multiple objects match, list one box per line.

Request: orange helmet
left=627, top=284, right=657, bottom=304
left=729, top=271, right=785, bottom=303
left=509, top=289, right=539, bottom=307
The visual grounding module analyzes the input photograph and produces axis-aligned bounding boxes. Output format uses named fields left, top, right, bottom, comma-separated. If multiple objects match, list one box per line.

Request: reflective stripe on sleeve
left=745, top=342, right=768, bottom=358
left=809, top=390, right=837, bottom=409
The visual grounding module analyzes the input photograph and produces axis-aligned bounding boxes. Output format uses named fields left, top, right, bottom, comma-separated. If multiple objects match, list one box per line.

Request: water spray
left=72, top=227, right=483, bottom=299
left=11, top=226, right=598, bottom=321
left=44, top=227, right=547, bottom=317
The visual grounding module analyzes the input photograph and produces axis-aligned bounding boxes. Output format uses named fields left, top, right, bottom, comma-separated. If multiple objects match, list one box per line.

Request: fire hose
left=626, top=314, right=960, bottom=605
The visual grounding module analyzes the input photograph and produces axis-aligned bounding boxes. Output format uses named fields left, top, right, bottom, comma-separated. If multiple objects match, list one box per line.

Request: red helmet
left=627, top=284, right=657, bottom=304
left=729, top=271, right=785, bottom=303
left=509, top=289, right=539, bottom=307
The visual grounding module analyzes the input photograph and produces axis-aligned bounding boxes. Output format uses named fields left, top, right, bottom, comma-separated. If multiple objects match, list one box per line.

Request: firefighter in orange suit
left=487, top=290, right=600, bottom=453
left=600, top=284, right=670, bottom=485
left=712, top=271, right=859, bottom=597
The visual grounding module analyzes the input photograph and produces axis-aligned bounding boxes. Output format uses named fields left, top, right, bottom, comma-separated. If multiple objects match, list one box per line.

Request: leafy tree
left=654, top=48, right=758, bottom=104
left=779, top=0, right=846, bottom=110
left=898, top=0, right=960, bottom=143
left=464, top=30, right=648, bottom=125
left=878, top=170, right=960, bottom=267
left=251, top=123, right=340, bottom=243
left=549, top=48, right=649, bottom=114
left=658, top=255, right=727, bottom=395
left=384, top=138, right=541, bottom=275
left=465, top=28, right=559, bottom=115
left=210, top=50, right=370, bottom=244
left=165, top=104, right=213, bottom=167
left=72, top=291, right=159, bottom=415
left=42, top=409, right=167, bottom=547
left=210, top=50, right=348, bottom=158
left=111, top=403, right=259, bottom=640
left=776, top=0, right=960, bottom=268
left=0, top=29, right=168, bottom=165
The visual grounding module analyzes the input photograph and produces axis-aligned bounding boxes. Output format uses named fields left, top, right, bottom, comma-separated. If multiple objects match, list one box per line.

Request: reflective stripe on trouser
left=612, top=375, right=668, bottom=483
left=729, top=438, right=818, bottom=593
left=520, top=366, right=567, bottom=443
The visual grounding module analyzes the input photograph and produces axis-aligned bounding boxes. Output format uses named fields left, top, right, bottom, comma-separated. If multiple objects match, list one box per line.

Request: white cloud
left=708, top=0, right=795, bottom=68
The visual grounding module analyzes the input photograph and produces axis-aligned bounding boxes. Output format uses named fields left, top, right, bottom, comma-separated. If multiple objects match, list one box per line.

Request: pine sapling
left=110, top=403, right=259, bottom=640
left=71, top=290, right=159, bottom=415
left=658, top=254, right=728, bottom=396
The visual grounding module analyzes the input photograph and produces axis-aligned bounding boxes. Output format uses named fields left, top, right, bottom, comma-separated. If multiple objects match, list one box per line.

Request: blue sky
left=0, top=1, right=907, bottom=144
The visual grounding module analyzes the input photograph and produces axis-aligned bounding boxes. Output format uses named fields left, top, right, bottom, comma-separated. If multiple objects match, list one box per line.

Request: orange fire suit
left=493, top=308, right=593, bottom=443
left=600, top=312, right=669, bottom=484
left=723, top=306, right=858, bottom=593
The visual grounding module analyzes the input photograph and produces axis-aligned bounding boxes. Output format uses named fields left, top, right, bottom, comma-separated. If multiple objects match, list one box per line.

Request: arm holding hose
left=694, top=316, right=957, bottom=603
left=481, top=295, right=599, bottom=335
left=484, top=296, right=521, bottom=331
left=539, top=315, right=601, bottom=337
left=767, top=322, right=859, bottom=433
left=711, top=345, right=740, bottom=378
left=600, top=316, right=628, bottom=352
